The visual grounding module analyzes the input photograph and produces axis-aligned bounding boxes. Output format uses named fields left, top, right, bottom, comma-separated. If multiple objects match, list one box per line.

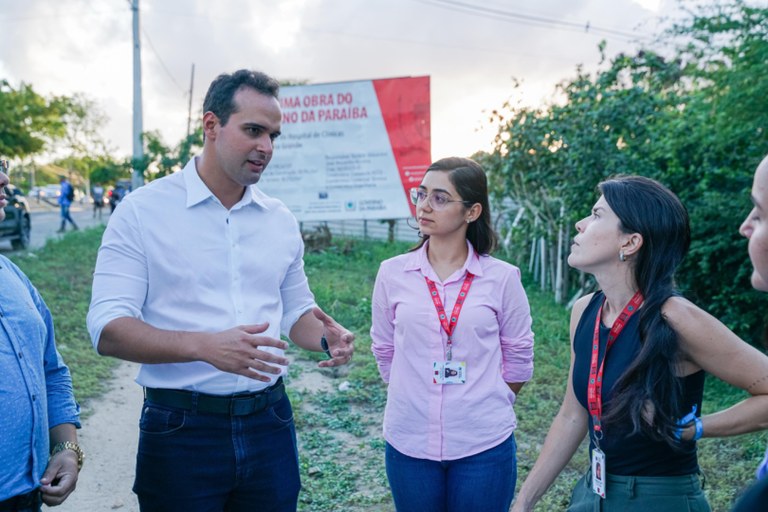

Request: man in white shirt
left=87, top=69, right=354, bottom=512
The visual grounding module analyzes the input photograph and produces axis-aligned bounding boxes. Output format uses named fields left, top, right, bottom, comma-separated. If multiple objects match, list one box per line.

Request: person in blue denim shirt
left=56, top=175, right=79, bottom=233
left=0, top=165, right=82, bottom=511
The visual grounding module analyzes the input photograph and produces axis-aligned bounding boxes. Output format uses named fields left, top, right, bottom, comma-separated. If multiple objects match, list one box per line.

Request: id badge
left=591, top=447, right=606, bottom=498
left=432, top=361, right=466, bottom=384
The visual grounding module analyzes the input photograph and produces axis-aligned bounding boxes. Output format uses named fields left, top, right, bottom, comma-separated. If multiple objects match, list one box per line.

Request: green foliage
left=87, top=155, right=132, bottom=187
left=290, top=238, right=408, bottom=511
left=0, top=80, right=71, bottom=158
left=484, top=0, right=768, bottom=343
left=132, top=126, right=203, bottom=181
left=53, top=153, right=132, bottom=189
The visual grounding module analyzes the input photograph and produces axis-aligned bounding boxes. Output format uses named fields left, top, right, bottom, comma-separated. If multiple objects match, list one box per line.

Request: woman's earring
left=619, top=251, right=626, bottom=262
left=466, top=219, right=471, bottom=224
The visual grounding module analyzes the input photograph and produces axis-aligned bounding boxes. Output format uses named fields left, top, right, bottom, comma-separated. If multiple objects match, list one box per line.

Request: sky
left=1, top=0, right=700, bottom=161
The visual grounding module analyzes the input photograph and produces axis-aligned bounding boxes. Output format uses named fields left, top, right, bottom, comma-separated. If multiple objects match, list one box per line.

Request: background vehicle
left=1, top=184, right=31, bottom=250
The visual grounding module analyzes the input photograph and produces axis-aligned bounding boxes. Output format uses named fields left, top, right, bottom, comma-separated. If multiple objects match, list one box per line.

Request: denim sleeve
left=9, top=261, right=81, bottom=429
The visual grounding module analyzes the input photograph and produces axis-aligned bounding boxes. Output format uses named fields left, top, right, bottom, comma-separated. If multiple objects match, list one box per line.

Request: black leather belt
left=145, top=378, right=285, bottom=416
left=0, top=490, right=41, bottom=511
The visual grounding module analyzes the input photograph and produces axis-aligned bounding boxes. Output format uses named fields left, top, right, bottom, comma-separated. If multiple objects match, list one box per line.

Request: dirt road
left=50, top=363, right=142, bottom=511
left=1, top=198, right=106, bottom=253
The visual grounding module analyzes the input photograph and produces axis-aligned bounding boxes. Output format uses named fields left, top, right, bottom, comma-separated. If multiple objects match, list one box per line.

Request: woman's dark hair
left=598, top=175, right=692, bottom=446
left=411, top=157, right=498, bottom=255
left=203, top=69, right=280, bottom=126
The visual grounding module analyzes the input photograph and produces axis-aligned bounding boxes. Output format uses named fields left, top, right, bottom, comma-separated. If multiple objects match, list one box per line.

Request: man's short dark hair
left=203, top=70, right=280, bottom=127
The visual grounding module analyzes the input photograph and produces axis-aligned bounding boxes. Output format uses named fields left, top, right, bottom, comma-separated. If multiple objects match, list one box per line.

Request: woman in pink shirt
left=371, top=157, right=535, bottom=512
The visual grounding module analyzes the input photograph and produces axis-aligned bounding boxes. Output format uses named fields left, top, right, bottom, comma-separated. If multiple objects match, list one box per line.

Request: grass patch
left=22, top=233, right=765, bottom=511
left=10, top=226, right=117, bottom=413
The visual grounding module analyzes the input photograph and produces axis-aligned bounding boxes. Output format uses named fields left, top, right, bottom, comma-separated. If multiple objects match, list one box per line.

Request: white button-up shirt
left=87, top=158, right=316, bottom=394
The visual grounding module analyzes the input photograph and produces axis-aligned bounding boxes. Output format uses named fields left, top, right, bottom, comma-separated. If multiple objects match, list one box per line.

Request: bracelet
left=674, top=405, right=702, bottom=442
left=50, top=441, right=84, bottom=471
left=692, top=416, right=704, bottom=441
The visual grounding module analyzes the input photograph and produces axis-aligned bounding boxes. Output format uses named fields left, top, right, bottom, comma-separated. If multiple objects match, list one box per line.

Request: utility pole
left=131, top=0, right=145, bottom=191
left=186, top=63, right=195, bottom=139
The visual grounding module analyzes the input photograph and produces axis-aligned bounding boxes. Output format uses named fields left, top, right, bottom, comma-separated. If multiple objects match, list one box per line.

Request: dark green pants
left=568, top=471, right=710, bottom=512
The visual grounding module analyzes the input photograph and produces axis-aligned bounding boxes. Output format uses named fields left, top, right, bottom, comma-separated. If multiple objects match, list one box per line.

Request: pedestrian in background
left=371, top=157, right=534, bottom=512
left=108, top=182, right=125, bottom=214
left=56, top=175, right=78, bottom=232
left=0, top=162, right=83, bottom=511
left=91, top=183, right=105, bottom=219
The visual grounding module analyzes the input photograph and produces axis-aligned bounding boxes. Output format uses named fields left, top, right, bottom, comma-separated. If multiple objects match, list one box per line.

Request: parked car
left=0, top=184, right=31, bottom=250
left=42, top=184, right=61, bottom=200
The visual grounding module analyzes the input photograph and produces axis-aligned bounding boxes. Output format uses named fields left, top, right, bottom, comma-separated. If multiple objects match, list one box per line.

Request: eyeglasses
left=409, top=188, right=470, bottom=211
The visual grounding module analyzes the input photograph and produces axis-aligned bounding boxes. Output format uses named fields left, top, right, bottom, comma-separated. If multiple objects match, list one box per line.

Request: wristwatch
left=50, top=441, right=85, bottom=471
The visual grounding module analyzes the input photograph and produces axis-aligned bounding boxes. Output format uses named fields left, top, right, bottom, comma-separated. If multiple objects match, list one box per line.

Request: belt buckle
left=229, top=394, right=269, bottom=416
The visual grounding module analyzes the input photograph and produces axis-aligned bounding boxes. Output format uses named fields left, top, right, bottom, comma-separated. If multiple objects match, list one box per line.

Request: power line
left=121, top=0, right=186, bottom=94
left=415, top=0, right=652, bottom=42
left=140, top=26, right=186, bottom=93
left=0, top=9, right=124, bottom=22
left=298, top=25, right=580, bottom=63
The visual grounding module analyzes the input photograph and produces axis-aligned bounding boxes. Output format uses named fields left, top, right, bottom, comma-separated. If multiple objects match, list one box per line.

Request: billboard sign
left=259, top=76, right=431, bottom=221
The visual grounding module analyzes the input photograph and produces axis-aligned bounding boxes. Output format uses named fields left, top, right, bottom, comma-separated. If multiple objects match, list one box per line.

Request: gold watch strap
left=50, top=441, right=84, bottom=471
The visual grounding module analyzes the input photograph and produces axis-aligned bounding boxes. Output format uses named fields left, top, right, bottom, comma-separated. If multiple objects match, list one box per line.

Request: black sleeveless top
left=572, top=292, right=705, bottom=476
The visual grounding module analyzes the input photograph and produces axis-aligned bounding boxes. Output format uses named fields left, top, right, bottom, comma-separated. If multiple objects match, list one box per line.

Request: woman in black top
left=513, top=175, right=768, bottom=511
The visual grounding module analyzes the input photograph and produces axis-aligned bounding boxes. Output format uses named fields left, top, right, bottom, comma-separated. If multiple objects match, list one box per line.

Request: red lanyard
left=425, top=272, right=474, bottom=360
left=587, top=291, right=643, bottom=441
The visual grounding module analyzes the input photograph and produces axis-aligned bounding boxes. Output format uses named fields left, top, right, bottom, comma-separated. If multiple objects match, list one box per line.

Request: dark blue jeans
left=0, top=490, right=41, bottom=512
left=59, top=204, right=76, bottom=227
left=385, top=433, right=517, bottom=512
left=133, top=393, right=300, bottom=512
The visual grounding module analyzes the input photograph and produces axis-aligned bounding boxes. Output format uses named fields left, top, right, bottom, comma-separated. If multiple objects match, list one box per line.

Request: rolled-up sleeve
left=86, top=200, right=148, bottom=352
left=370, top=263, right=395, bottom=382
left=499, top=267, right=534, bottom=383
left=279, top=237, right=317, bottom=338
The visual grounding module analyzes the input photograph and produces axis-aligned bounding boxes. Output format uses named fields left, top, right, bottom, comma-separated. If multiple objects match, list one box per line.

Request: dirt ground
left=48, top=357, right=339, bottom=511
left=48, top=361, right=142, bottom=511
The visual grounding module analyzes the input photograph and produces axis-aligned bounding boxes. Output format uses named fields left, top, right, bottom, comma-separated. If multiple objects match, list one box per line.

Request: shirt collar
left=404, top=239, right=484, bottom=281
left=182, top=157, right=270, bottom=210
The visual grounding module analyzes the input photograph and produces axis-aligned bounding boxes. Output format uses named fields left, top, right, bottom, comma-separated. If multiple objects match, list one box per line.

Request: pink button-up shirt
left=371, top=241, right=534, bottom=461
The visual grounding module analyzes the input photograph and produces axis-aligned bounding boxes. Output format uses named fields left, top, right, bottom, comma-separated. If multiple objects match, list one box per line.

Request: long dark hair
left=598, top=175, right=692, bottom=445
left=411, top=157, right=498, bottom=255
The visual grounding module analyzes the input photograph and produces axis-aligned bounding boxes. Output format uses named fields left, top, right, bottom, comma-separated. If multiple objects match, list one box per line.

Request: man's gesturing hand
left=203, top=323, right=289, bottom=381
left=313, top=308, right=355, bottom=368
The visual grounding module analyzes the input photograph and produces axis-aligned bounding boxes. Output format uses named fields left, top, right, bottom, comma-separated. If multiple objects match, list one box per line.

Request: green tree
left=51, top=94, right=129, bottom=188
left=0, top=80, right=71, bottom=158
left=131, top=126, right=203, bottom=181
left=485, top=0, right=768, bottom=342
